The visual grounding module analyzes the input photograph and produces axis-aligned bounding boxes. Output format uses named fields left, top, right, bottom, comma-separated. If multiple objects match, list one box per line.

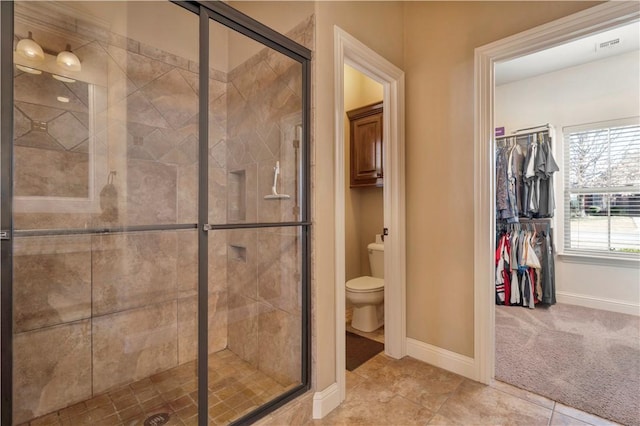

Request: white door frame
left=334, top=27, right=406, bottom=400
left=473, top=1, right=640, bottom=384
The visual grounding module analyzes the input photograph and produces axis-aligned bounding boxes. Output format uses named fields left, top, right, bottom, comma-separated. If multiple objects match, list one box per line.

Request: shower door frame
left=1, top=3, right=15, bottom=425
left=0, top=1, right=312, bottom=425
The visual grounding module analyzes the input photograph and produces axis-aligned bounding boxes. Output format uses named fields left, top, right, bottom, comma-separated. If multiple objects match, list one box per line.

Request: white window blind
left=563, top=118, right=640, bottom=257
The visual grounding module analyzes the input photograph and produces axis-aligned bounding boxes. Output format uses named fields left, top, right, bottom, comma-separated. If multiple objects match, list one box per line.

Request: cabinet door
left=348, top=103, right=383, bottom=187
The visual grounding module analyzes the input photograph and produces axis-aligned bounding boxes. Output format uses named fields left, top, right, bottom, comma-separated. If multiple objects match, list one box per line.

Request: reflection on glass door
left=10, top=1, right=201, bottom=424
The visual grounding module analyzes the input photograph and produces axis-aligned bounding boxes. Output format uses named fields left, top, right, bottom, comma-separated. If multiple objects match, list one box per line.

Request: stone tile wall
left=225, top=16, right=313, bottom=387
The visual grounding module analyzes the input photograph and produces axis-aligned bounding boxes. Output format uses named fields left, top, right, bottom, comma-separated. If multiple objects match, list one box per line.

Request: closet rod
left=496, top=128, right=550, bottom=141
left=514, top=123, right=550, bottom=134
left=497, top=217, right=552, bottom=223
left=518, top=217, right=552, bottom=223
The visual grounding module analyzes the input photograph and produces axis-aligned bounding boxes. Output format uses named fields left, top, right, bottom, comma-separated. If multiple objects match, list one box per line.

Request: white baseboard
left=313, top=382, right=340, bottom=419
left=406, top=338, right=476, bottom=380
left=556, top=291, right=640, bottom=316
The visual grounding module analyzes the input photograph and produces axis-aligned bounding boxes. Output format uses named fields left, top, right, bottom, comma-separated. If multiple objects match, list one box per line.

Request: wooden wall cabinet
left=347, top=102, right=383, bottom=188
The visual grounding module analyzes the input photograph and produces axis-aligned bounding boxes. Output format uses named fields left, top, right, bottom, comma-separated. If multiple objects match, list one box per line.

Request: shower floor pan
left=19, top=349, right=296, bottom=426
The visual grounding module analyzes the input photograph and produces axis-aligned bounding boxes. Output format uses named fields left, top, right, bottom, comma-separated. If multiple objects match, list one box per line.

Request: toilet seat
left=346, top=276, right=384, bottom=293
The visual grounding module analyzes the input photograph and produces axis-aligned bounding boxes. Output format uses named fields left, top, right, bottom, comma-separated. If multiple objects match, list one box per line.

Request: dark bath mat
left=346, top=331, right=384, bottom=371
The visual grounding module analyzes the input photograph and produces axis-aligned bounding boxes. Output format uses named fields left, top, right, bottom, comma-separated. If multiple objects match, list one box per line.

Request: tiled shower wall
left=11, top=4, right=314, bottom=423
left=224, top=16, right=314, bottom=386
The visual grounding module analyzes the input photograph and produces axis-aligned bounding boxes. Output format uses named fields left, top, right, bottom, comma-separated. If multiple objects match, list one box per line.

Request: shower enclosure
left=0, top=1, right=311, bottom=425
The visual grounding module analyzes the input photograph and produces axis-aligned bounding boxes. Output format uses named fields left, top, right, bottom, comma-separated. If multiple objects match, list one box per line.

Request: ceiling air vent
left=595, top=37, right=622, bottom=52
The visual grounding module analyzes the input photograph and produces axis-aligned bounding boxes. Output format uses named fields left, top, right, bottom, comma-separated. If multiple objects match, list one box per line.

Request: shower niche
left=3, top=1, right=312, bottom=425
left=228, top=169, right=246, bottom=222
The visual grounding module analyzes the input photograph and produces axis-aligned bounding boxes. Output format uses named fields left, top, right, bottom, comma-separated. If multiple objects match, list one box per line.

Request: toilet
left=346, top=235, right=384, bottom=332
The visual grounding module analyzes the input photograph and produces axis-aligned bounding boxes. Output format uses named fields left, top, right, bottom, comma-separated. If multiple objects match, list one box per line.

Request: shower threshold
left=19, top=349, right=297, bottom=426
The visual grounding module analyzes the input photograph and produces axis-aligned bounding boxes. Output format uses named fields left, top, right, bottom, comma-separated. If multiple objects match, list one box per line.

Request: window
left=563, top=118, right=640, bottom=257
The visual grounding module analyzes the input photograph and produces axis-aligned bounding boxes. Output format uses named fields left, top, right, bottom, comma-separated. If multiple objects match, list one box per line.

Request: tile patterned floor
left=21, top=350, right=294, bottom=426
left=257, top=353, right=622, bottom=426
left=22, top=344, right=621, bottom=426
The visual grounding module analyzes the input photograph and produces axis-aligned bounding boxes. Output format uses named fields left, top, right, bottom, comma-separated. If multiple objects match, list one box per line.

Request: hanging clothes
left=522, top=136, right=539, bottom=217
left=496, top=129, right=559, bottom=220
left=495, top=233, right=511, bottom=305
left=539, top=230, right=556, bottom=304
left=496, top=144, right=519, bottom=222
left=495, top=127, right=557, bottom=308
left=494, top=220, right=556, bottom=308
left=536, top=133, right=560, bottom=217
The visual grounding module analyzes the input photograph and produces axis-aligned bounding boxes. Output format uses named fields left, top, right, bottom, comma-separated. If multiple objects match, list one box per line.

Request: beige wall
left=403, top=1, right=601, bottom=357
left=344, top=65, right=383, bottom=281
left=312, top=1, right=600, bottom=391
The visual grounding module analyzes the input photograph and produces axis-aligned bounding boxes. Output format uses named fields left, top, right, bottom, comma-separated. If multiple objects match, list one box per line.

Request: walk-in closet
left=493, top=21, right=639, bottom=426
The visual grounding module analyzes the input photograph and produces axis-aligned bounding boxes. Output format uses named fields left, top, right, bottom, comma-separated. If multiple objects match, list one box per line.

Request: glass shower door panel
left=208, top=228, right=303, bottom=424
left=207, top=16, right=306, bottom=423
left=12, top=2, right=200, bottom=424
left=208, top=20, right=304, bottom=227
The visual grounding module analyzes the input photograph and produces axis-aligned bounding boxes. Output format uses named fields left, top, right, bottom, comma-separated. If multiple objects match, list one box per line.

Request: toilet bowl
left=346, top=276, right=384, bottom=332
left=346, top=238, right=384, bottom=332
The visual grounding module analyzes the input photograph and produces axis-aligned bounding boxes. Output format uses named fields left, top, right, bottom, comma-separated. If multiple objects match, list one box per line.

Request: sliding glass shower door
left=203, top=11, right=310, bottom=425
left=1, top=1, right=311, bottom=425
left=8, top=1, right=202, bottom=424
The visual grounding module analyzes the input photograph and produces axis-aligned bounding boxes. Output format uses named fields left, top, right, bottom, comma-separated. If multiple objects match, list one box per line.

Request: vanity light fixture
left=56, top=44, right=81, bottom=72
left=16, top=31, right=44, bottom=62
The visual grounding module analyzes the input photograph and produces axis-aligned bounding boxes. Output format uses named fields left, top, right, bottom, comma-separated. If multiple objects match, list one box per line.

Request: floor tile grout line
left=547, top=401, right=556, bottom=426
left=430, top=376, right=467, bottom=420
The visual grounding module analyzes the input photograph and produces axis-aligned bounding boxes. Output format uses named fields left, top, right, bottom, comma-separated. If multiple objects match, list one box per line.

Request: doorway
left=331, top=26, right=406, bottom=409
left=492, top=20, right=639, bottom=424
left=474, top=1, right=640, bottom=425
left=343, top=65, right=385, bottom=368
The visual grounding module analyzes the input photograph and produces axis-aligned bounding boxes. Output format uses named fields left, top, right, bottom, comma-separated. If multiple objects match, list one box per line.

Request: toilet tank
left=367, top=242, right=384, bottom=278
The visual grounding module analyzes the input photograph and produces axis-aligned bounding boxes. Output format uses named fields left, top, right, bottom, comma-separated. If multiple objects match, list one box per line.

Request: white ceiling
left=495, top=21, right=640, bottom=86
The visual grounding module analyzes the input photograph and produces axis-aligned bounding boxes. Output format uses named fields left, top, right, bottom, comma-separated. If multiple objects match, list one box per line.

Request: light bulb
left=16, top=35, right=44, bottom=62
left=56, top=50, right=81, bottom=72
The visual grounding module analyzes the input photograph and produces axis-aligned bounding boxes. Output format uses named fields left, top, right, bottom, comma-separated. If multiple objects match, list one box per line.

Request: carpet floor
left=346, top=331, right=384, bottom=371
left=495, top=303, right=640, bottom=426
